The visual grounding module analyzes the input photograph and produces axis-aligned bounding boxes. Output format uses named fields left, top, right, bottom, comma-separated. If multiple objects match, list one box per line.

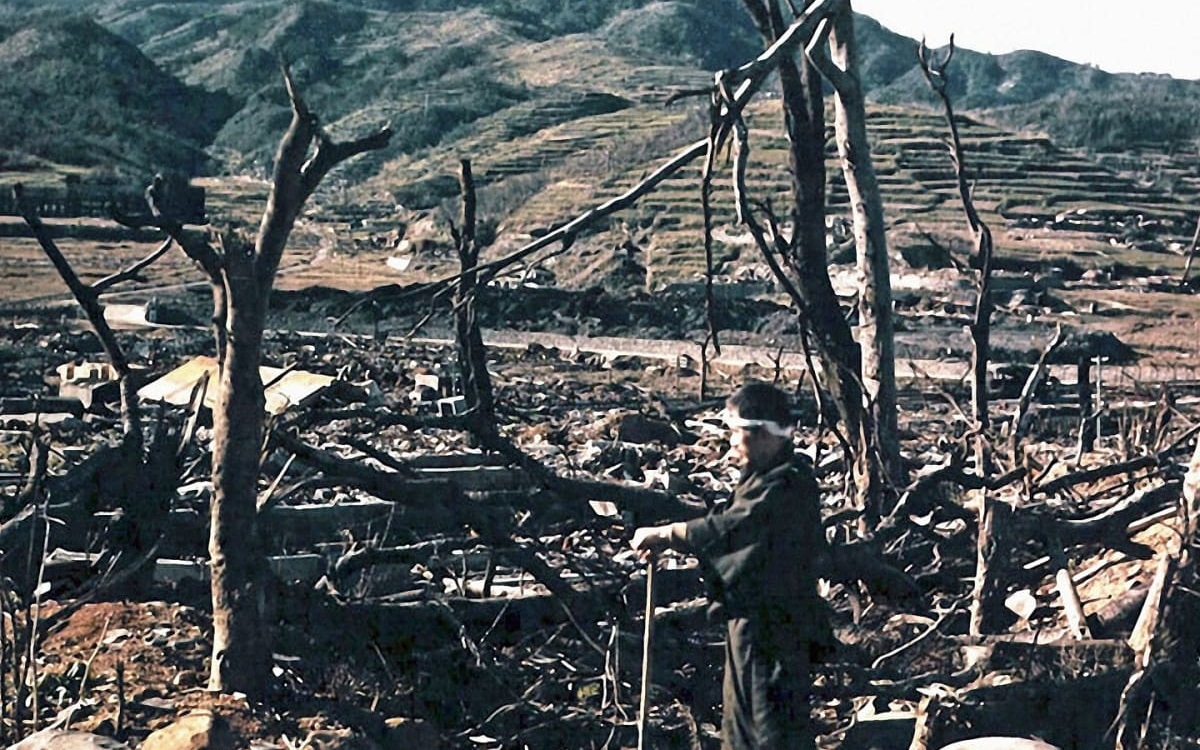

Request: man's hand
left=630, top=524, right=678, bottom=559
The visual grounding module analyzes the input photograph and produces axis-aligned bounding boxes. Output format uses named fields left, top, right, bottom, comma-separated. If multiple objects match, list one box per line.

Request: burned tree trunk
left=122, top=66, right=390, bottom=697
left=452, top=159, right=495, bottom=426
left=918, top=38, right=995, bottom=431
left=206, top=229, right=271, bottom=695
left=1077, top=355, right=1096, bottom=454
left=919, top=38, right=1000, bottom=635
left=809, top=2, right=901, bottom=485
left=740, top=0, right=878, bottom=526
left=202, top=71, right=390, bottom=696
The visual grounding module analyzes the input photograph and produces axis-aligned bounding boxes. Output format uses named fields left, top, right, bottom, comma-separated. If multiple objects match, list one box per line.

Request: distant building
left=0, top=174, right=205, bottom=222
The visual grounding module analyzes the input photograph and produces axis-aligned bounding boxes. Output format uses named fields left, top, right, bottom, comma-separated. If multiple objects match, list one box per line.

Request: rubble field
left=1, top=245, right=1199, bottom=750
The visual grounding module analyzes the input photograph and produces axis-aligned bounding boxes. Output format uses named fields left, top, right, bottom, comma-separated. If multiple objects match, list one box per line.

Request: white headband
left=722, top=411, right=795, bottom=438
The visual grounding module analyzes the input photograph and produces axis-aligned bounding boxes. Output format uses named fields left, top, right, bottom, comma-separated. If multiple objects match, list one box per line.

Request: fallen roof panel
left=138, top=355, right=334, bottom=415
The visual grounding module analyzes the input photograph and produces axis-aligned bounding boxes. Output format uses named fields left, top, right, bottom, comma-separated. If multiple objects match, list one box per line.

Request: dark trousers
left=721, top=617, right=814, bottom=750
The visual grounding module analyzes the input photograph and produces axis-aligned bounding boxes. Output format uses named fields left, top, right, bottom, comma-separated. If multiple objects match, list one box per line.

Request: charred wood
left=1050, top=481, right=1177, bottom=549
left=1037, top=455, right=1158, bottom=496
left=331, top=537, right=475, bottom=580
left=1009, top=325, right=1066, bottom=464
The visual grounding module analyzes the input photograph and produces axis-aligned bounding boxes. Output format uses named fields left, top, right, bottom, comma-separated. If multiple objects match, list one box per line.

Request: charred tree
left=808, top=0, right=901, bottom=485
left=1077, top=355, right=1097, bottom=454
left=13, top=184, right=153, bottom=449
left=739, top=0, right=881, bottom=526
left=122, top=66, right=390, bottom=696
left=405, top=0, right=879, bottom=526
left=451, top=159, right=496, bottom=428
left=200, top=70, right=389, bottom=696
left=918, top=37, right=995, bottom=432
left=918, top=38, right=1001, bottom=635
left=12, top=189, right=177, bottom=594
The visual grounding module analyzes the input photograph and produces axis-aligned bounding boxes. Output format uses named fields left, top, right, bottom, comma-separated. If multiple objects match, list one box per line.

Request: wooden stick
left=1055, top=568, right=1093, bottom=640
left=1178, top=211, right=1199, bottom=288
left=638, top=560, right=656, bottom=750
left=1129, top=553, right=1175, bottom=657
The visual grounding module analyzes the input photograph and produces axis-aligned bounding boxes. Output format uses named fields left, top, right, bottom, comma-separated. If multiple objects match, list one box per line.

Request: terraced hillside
left=335, top=95, right=1199, bottom=293
left=1, top=0, right=1198, bottom=308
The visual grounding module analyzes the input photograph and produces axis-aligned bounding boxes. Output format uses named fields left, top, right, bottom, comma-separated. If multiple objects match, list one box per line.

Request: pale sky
left=851, top=1, right=1200, bottom=80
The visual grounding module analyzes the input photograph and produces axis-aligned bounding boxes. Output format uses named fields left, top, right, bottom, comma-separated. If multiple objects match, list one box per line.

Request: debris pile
left=2, top=309, right=1200, bottom=749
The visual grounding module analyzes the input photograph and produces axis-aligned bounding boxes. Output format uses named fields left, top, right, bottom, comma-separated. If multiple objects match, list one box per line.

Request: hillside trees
left=0, top=15, right=232, bottom=176
left=996, top=91, right=1200, bottom=152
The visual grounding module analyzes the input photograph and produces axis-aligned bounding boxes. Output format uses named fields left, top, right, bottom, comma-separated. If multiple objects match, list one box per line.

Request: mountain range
left=0, top=0, right=1197, bottom=207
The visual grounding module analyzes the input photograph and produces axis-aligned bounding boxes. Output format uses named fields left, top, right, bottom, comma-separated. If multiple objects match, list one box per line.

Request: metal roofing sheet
left=137, top=355, right=334, bottom=415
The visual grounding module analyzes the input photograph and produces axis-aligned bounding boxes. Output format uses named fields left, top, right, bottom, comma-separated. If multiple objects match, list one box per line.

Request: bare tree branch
left=110, top=204, right=224, bottom=278
left=472, top=138, right=710, bottom=286
left=91, top=236, right=175, bottom=295
left=700, top=93, right=728, bottom=356
left=726, top=0, right=846, bottom=97
left=257, top=63, right=392, bottom=291
left=12, top=184, right=142, bottom=441
left=438, top=0, right=847, bottom=297
left=918, top=35, right=995, bottom=431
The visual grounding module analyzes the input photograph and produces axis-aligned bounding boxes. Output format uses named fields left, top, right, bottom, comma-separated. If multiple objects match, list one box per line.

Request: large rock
left=138, top=710, right=236, bottom=750
left=8, top=729, right=129, bottom=750
left=840, top=710, right=916, bottom=749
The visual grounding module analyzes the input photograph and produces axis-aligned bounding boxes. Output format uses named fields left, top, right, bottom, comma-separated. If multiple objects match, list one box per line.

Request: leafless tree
left=735, top=0, right=890, bottom=527
left=450, top=159, right=495, bottom=425
left=918, top=36, right=1000, bottom=635
left=808, top=1, right=901, bottom=484
left=110, top=65, right=388, bottom=695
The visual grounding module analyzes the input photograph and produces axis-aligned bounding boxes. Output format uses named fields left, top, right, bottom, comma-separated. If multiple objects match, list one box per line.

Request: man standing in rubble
left=631, top=380, right=832, bottom=750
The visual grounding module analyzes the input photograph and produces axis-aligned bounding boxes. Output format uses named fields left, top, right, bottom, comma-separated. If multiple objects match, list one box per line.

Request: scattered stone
left=614, top=413, right=681, bottom=446
left=938, top=739, right=1060, bottom=750
left=840, top=709, right=916, bottom=749
left=897, top=241, right=955, bottom=269
left=139, top=710, right=236, bottom=750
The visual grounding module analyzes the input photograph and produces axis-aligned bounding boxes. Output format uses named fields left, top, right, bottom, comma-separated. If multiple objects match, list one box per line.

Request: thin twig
left=91, top=236, right=175, bottom=294
left=27, top=501, right=53, bottom=732
left=67, top=614, right=113, bottom=730
left=870, top=609, right=953, bottom=670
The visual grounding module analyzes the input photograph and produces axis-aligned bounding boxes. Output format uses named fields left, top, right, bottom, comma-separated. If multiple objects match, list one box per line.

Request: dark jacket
left=681, top=449, right=831, bottom=653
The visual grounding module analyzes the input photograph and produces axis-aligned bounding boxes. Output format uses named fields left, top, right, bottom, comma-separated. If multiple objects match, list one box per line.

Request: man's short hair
left=726, top=381, right=792, bottom=428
